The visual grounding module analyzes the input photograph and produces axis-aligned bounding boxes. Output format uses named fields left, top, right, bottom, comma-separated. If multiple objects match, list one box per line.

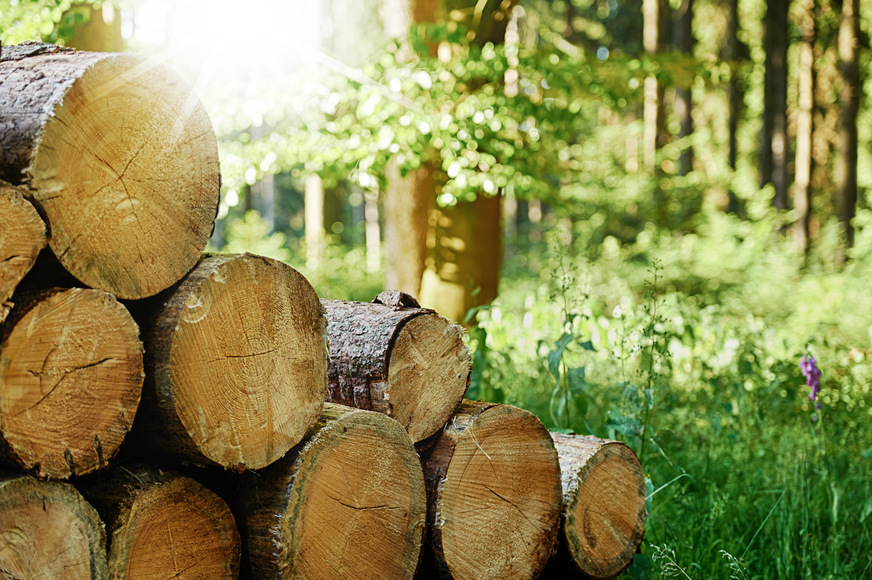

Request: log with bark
left=0, top=473, right=109, bottom=579
left=0, top=287, right=143, bottom=479
left=322, top=291, right=470, bottom=443
left=78, top=466, right=241, bottom=580
left=0, top=182, right=47, bottom=324
left=0, top=42, right=220, bottom=299
left=547, top=433, right=647, bottom=579
left=418, top=401, right=562, bottom=580
left=132, top=253, right=328, bottom=471
left=237, top=403, right=427, bottom=580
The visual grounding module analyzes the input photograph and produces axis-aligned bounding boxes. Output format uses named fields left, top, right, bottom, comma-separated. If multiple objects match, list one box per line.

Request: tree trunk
left=131, top=253, right=328, bottom=471
left=0, top=474, right=109, bottom=579
left=62, top=3, right=124, bottom=53
left=836, top=0, right=860, bottom=254
left=305, top=173, right=325, bottom=271
left=792, top=0, right=816, bottom=254
left=236, top=404, right=427, bottom=580
left=0, top=182, right=47, bottom=324
left=0, top=43, right=219, bottom=299
left=0, top=287, right=143, bottom=479
left=382, top=0, right=440, bottom=299
left=78, top=466, right=241, bottom=580
left=385, top=163, right=434, bottom=298
left=419, top=193, right=502, bottom=324
left=761, top=0, right=789, bottom=210
left=674, top=0, right=694, bottom=176
left=545, top=434, right=647, bottom=579
left=725, top=0, right=745, bottom=213
left=321, top=291, right=470, bottom=443
left=418, top=401, right=562, bottom=580
left=643, top=0, right=670, bottom=223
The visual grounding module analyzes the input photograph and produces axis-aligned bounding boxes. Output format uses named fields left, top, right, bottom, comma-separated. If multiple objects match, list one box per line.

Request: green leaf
left=567, top=366, right=586, bottom=393
left=607, top=413, right=643, bottom=437
left=548, top=332, right=574, bottom=382
left=577, top=339, right=596, bottom=351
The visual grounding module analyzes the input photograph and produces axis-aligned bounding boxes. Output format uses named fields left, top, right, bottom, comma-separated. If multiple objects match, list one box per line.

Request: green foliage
left=0, top=0, right=107, bottom=44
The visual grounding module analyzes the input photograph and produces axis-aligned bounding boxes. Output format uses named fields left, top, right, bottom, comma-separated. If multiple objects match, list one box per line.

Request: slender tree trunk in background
left=643, top=0, right=670, bottom=225
left=836, top=0, right=861, bottom=257
left=418, top=0, right=518, bottom=323
left=726, top=0, right=744, bottom=213
left=761, top=0, right=789, bottom=210
left=62, top=3, right=124, bottom=52
left=305, top=173, right=325, bottom=270
left=364, top=189, right=381, bottom=273
left=382, top=0, right=439, bottom=298
left=674, top=0, right=694, bottom=176
left=792, top=0, right=816, bottom=255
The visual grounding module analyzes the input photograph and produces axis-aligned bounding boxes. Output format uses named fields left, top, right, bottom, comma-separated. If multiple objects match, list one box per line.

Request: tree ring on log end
left=29, top=54, right=219, bottom=299
left=438, top=404, right=561, bottom=580
left=110, top=475, right=240, bottom=579
left=0, top=476, right=108, bottom=579
left=0, top=288, right=144, bottom=479
left=277, top=408, right=426, bottom=579
left=168, top=254, right=326, bottom=470
left=388, top=314, right=470, bottom=442
left=566, top=443, right=646, bottom=578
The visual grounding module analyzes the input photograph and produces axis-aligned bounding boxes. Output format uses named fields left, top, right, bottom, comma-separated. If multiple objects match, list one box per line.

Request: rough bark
left=0, top=473, right=109, bottom=579
left=236, top=403, right=427, bottom=580
left=0, top=287, right=143, bottom=479
left=0, top=181, right=46, bottom=324
left=131, top=253, right=327, bottom=471
left=836, top=0, right=861, bottom=253
left=322, top=291, right=470, bottom=443
left=0, top=42, right=219, bottom=299
left=419, top=193, right=502, bottom=324
left=77, top=466, right=241, bottom=580
left=418, top=401, right=562, bottom=580
left=761, top=0, right=789, bottom=209
left=547, top=434, right=647, bottom=579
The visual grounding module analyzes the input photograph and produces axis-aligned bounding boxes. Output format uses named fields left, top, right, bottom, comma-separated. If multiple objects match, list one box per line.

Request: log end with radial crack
left=0, top=288, right=143, bottom=479
left=135, top=253, right=327, bottom=471
left=0, top=182, right=46, bottom=324
left=0, top=473, right=108, bottom=579
left=420, top=401, right=562, bottom=580
left=240, top=403, right=426, bottom=580
left=0, top=43, right=220, bottom=299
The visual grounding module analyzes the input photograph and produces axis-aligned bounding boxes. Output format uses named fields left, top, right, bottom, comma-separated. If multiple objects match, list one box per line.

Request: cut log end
left=388, top=314, right=470, bottom=442
left=247, top=404, right=426, bottom=580
left=426, top=402, right=562, bottom=580
left=551, top=434, right=646, bottom=579
left=0, top=183, right=47, bottom=324
left=105, top=472, right=241, bottom=580
left=0, top=288, right=143, bottom=479
left=149, top=254, right=327, bottom=470
left=24, top=52, right=219, bottom=299
left=0, top=475, right=108, bottom=579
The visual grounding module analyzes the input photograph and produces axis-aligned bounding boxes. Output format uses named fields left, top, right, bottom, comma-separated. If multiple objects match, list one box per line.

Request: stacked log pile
left=0, top=42, right=645, bottom=579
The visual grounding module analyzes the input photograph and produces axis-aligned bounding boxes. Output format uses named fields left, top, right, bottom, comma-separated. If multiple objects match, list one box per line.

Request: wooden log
left=0, top=182, right=47, bottom=324
left=0, top=473, right=109, bottom=579
left=0, top=42, right=220, bottom=299
left=133, top=253, right=327, bottom=471
left=419, top=401, right=562, bottom=580
left=78, top=466, right=240, bottom=580
left=237, top=403, right=427, bottom=580
left=0, top=287, right=143, bottom=479
left=548, top=433, right=646, bottom=579
left=322, top=291, right=470, bottom=443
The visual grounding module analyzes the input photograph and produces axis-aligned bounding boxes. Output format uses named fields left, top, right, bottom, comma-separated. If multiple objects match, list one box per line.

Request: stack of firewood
left=0, top=43, right=646, bottom=580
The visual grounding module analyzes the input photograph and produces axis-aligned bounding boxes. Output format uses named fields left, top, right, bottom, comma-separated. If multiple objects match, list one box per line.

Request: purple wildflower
left=800, top=354, right=822, bottom=401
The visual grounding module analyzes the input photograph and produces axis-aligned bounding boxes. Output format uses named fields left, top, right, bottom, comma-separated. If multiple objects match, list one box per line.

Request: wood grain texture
left=0, top=287, right=143, bottom=479
left=239, top=403, right=427, bottom=580
left=78, top=466, right=241, bottom=580
left=419, top=401, right=562, bottom=580
left=0, top=42, right=219, bottom=299
left=550, top=433, right=646, bottom=579
left=0, top=181, right=46, bottom=324
left=0, top=474, right=108, bottom=579
left=134, top=253, right=327, bottom=470
left=322, top=292, right=470, bottom=442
